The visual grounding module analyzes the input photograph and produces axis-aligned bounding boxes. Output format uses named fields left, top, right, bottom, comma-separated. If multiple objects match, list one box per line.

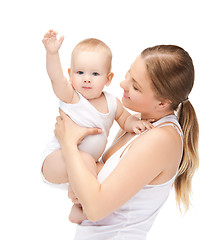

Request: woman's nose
left=120, top=71, right=130, bottom=90
left=120, top=79, right=128, bottom=90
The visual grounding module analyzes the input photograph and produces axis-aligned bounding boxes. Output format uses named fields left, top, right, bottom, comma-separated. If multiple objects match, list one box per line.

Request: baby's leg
left=42, top=149, right=98, bottom=184
left=69, top=204, right=87, bottom=224
left=42, top=149, right=103, bottom=223
left=42, top=149, right=68, bottom=184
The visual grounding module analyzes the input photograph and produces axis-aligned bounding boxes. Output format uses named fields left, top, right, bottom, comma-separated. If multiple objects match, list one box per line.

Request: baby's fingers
left=143, top=119, right=155, bottom=130
left=48, top=29, right=57, bottom=37
left=134, top=128, right=142, bottom=135
left=44, top=30, right=54, bottom=38
left=58, top=35, right=64, bottom=45
left=43, top=30, right=57, bottom=40
left=43, top=32, right=50, bottom=39
left=133, top=123, right=146, bottom=134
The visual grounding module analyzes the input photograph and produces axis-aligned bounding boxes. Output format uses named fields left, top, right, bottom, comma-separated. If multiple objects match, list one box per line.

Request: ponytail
left=175, top=100, right=199, bottom=212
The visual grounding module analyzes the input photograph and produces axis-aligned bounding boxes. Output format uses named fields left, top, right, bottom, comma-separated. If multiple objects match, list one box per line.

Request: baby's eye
left=77, top=71, right=84, bottom=75
left=92, top=72, right=99, bottom=76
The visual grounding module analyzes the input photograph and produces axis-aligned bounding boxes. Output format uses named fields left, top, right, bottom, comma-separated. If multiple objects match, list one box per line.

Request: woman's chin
left=122, top=97, right=133, bottom=110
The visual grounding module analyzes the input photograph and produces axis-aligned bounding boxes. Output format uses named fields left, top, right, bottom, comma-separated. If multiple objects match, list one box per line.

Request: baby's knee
left=42, top=149, right=68, bottom=183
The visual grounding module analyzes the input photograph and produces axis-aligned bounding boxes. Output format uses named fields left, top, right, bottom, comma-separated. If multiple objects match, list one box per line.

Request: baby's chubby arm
left=115, top=98, right=154, bottom=134
left=42, top=30, right=74, bottom=103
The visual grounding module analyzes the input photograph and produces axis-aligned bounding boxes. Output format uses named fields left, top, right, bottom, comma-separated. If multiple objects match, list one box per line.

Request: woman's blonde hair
left=141, top=45, right=199, bottom=212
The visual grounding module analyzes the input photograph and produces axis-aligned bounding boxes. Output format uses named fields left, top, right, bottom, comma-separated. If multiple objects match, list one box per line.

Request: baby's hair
left=71, top=38, right=112, bottom=71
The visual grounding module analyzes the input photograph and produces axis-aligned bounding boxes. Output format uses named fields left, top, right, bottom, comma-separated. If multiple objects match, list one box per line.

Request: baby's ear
left=106, top=72, right=114, bottom=86
left=68, top=68, right=71, bottom=77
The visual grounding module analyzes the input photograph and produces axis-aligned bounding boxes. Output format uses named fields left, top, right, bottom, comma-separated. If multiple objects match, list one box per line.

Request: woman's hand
left=54, top=108, right=102, bottom=148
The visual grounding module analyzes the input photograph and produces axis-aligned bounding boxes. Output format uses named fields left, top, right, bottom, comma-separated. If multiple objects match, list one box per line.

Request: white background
left=1, top=0, right=220, bottom=239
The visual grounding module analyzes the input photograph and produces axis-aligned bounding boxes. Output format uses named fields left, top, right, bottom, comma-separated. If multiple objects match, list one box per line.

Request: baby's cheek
left=71, top=79, right=81, bottom=90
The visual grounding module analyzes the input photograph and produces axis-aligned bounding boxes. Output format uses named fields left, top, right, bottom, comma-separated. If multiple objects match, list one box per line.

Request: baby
left=41, top=30, right=153, bottom=223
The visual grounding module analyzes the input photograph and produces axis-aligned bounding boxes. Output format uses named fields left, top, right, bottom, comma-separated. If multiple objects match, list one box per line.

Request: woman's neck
left=141, top=110, right=174, bottom=121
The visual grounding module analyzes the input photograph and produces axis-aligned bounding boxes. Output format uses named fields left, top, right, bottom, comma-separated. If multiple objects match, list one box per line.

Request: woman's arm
left=55, top=110, right=181, bottom=222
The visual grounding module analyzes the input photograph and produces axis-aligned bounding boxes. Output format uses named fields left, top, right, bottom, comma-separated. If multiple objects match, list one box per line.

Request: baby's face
left=70, top=51, right=112, bottom=100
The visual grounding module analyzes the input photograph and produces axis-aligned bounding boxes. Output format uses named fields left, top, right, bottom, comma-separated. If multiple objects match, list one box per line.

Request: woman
left=54, top=45, right=199, bottom=239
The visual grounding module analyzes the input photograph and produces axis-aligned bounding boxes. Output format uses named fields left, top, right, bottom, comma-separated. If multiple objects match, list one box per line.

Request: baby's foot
left=69, top=204, right=87, bottom=224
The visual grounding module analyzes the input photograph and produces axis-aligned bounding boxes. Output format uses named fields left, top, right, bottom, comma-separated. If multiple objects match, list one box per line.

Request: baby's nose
left=84, top=76, right=91, bottom=83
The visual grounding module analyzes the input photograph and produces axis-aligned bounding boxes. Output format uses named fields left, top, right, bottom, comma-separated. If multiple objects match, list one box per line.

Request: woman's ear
left=156, top=99, right=172, bottom=111
left=106, top=72, right=114, bottom=86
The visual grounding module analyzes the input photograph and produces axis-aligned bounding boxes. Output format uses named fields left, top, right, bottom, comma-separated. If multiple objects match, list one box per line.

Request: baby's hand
left=133, top=118, right=155, bottom=134
left=42, top=29, right=64, bottom=54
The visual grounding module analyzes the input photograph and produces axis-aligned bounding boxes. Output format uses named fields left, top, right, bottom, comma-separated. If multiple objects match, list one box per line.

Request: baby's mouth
left=82, top=86, right=92, bottom=89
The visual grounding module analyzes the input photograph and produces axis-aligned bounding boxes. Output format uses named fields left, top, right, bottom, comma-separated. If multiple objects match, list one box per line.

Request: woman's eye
left=133, top=85, right=139, bottom=91
left=77, top=71, right=84, bottom=75
left=92, top=72, right=99, bottom=76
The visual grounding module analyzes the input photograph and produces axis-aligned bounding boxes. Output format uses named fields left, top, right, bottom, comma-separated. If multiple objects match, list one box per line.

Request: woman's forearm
left=62, top=144, right=101, bottom=221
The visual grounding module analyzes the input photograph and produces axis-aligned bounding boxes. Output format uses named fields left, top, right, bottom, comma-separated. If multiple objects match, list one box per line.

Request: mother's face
left=120, top=55, right=160, bottom=118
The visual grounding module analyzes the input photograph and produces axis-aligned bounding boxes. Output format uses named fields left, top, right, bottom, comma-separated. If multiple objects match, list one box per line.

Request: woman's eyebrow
left=129, top=69, right=142, bottom=89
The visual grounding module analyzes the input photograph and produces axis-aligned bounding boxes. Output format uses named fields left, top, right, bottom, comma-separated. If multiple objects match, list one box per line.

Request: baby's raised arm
left=42, top=30, right=74, bottom=103
left=115, top=98, right=154, bottom=134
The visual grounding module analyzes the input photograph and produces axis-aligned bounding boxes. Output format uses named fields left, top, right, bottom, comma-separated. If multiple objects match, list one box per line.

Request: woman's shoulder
left=130, top=125, right=182, bottom=165
left=114, top=125, right=182, bottom=186
left=136, top=125, right=179, bottom=145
